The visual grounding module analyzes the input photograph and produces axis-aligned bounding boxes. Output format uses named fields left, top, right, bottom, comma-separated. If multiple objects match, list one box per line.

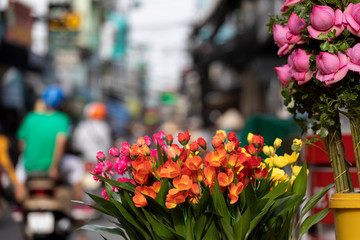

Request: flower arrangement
left=268, top=0, right=360, bottom=193
left=80, top=130, right=332, bottom=240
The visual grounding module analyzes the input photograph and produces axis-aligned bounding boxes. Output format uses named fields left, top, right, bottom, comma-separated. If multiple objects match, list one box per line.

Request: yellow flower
left=284, top=152, right=299, bottom=165
left=264, top=157, right=274, bottom=168
left=270, top=168, right=288, bottom=182
left=293, top=138, right=302, bottom=148
left=247, top=133, right=254, bottom=144
left=273, top=138, right=282, bottom=149
left=273, top=155, right=288, bottom=168
left=263, top=145, right=275, bottom=156
left=292, top=165, right=309, bottom=176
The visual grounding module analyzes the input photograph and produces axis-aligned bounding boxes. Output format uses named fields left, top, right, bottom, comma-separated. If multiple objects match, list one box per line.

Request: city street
left=0, top=205, right=123, bottom=240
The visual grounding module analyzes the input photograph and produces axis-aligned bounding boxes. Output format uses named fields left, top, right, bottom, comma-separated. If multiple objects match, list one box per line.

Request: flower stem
left=349, top=115, right=360, bottom=188
left=325, top=125, right=353, bottom=193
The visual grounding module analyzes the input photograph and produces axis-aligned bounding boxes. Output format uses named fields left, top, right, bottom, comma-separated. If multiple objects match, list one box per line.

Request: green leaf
left=292, top=162, right=307, bottom=197
left=185, top=208, right=195, bottom=240
left=194, top=213, right=209, bottom=240
left=94, top=174, right=136, bottom=192
left=320, top=41, right=329, bottom=51
left=273, top=195, right=303, bottom=217
left=202, top=220, right=219, bottom=240
left=142, top=209, right=177, bottom=240
left=80, top=224, right=128, bottom=239
left=194, top=187, right=210, bottom=218
left=155, top=178, right=169, bottom=206
left=317, top=33, right=328, bottom=40
left=112, top=196, right=152, bottom=240
left=233, top=206, right=251, bottom=240
left=299, top=208, right=331, bottom=240
left=171, top=206, right=186, bottom=238
left=211, top=179, right=231, bottom=223
left=301, top=182, right=334, bottom=219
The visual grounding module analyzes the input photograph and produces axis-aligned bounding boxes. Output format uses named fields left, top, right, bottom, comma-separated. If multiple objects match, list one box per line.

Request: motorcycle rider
left=15, top=85, right=84, bottom=203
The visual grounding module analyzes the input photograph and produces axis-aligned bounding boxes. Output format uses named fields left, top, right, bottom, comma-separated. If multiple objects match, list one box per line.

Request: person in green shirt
left=15, top=85, right=83, bottom=202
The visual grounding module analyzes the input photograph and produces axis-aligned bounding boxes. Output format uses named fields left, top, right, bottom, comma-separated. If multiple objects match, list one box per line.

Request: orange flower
left=132, top=157, right=152, bottom=173
left=218, top=169, right=234, bottom=188
left=225, top=141, right=235, bottom=153
left=216, top=130, right=226, bottom=142
left=205, top=148, right=226, bottom=167
left=227, top=153, right=240, bottom=168
left=158, top=160, right=181, bottom=178
left=228, top=182, right=244, bottom=204
left=173, top=175, right=193, bottom=191
left=151, top=181, right=162, bottom=193
left=190, top=183, right=200, bottom=195
left=204, top=166, right=216, bottom=187
left=133, top=169, right=149, bottom=185
left=165, top=188, right=188, bottom=209
left=167, top=146, right=181, bottom=160
left=133, top=192, right=147, bottom=207
left=137, top=137, right=146, bottom=147
left=185, top=156, right=202, bottom=171
left=130, top=144, right=140, bottom=159
left=139, top=145, right=150, bottom=157
left=212, top=135, right=223, bottom=149
left=136, top=185, right=157, bottom=199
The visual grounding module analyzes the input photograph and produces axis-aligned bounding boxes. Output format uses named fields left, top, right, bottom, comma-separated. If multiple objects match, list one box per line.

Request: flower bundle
left=268, top=0, right=360, bottom=193
left=81, top=130, right=331, bottom=240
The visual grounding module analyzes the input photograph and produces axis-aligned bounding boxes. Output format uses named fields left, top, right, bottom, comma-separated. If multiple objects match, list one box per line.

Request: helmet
left=42, top=85, right=65, bottom=109
left=85, top=102, right=107, bottom=120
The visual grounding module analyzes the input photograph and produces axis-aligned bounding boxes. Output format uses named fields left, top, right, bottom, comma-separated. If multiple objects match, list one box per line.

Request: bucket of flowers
left=268, top=0, right=360, bottom=238
left=78, top=130, right=331, bottom=240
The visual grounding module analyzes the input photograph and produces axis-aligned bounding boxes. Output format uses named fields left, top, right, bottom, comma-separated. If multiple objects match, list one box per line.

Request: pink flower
left=275, top=65, right=292, bottom=87
left=93, top=161, right=114, bottom=181
left=114, top=157, right=129, bottom=175
left=120, top=142, right=130, bottom=156
left=344, top=3, right=360, bottom=37
left=144, top=136, right=151, bottom=146
left=102, top=188, right=109, bottom=200
left=316, top=52, right=349, bottom=85
left=345, top=43, right=360, bottom=73
left=287, top=13, right=307, bottom=43
left=96, top=151, right=106, bottom=161
left=109, top=147, right=119, bottom=157
left=288, top=49, right=315, bottom=85
left=273, top=24, right=295, bottom=56
left=307, top=6, right=344, bottom=40
left=280, top=0, right=304, bottom=12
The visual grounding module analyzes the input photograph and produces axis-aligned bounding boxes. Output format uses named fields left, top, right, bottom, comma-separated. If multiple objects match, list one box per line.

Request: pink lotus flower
left=280, top=0, right=304, bottom=12
left=288, top=49, right=315, bottom=85
left=316, top=52, right=349, bottom=85
left=114, top=157, right=129, bottom=175
left=287, top=13, right=307, bottom=43
left=344, top=3, right=360, bottom=37
left=345, top=43, right=360, bottom=73
left=273, top=24, right=295, bottom=56
left=274, top=65, right=292, bottom=87
left=307, top=6, right=344, bottom=40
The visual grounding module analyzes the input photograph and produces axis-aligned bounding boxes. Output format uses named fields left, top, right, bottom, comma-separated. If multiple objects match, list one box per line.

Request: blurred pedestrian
left=72, top=101, right=112, bottom=164
left=15, top=85, right=84, bottom=202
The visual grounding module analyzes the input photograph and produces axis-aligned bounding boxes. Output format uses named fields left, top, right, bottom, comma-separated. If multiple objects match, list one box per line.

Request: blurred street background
left=0, top=0, right=319, bottom=239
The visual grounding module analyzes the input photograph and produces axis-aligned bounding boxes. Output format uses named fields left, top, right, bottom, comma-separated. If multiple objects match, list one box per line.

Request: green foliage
left=81, top=166, right=331, bottom=240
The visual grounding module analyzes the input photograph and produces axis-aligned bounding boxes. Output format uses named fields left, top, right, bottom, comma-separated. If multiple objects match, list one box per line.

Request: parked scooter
left=22, top=173, right=73, bottom=240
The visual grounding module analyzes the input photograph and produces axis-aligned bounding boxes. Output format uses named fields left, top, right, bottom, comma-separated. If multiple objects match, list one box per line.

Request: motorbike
left=22, top=173, right=73, bottom=240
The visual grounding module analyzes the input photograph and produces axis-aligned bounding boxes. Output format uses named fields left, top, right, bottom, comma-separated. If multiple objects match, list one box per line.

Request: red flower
left=178, top=131, right=191, bottom=145
left=189, top=141, right=199, bottom=152
left=227, top=131, right=237, bottom=141
left=166, top=134, right=173, bottom=145
left=197, top=137, right=207, bottom=150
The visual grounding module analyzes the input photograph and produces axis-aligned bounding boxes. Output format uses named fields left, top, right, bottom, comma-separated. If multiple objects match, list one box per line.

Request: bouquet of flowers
left=80, top=130, right=331, bottom=240
left=268, top=0, right=360, bottom=193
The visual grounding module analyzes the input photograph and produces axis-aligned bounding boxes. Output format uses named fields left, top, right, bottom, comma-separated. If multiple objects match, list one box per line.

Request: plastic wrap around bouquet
left=268, top=0, right=360, bottom=193
left=79, top=130, right=332, bottom=240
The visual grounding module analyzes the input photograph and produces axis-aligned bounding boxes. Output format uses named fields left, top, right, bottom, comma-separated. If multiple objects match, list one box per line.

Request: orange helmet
left=86, top=102, right=107, bottom=120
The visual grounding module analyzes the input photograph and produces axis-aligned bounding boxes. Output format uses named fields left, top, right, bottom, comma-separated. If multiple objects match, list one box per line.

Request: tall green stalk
left=348, top=115, right=360, bottom=188
left=325, top=125, right=353, bottom=193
